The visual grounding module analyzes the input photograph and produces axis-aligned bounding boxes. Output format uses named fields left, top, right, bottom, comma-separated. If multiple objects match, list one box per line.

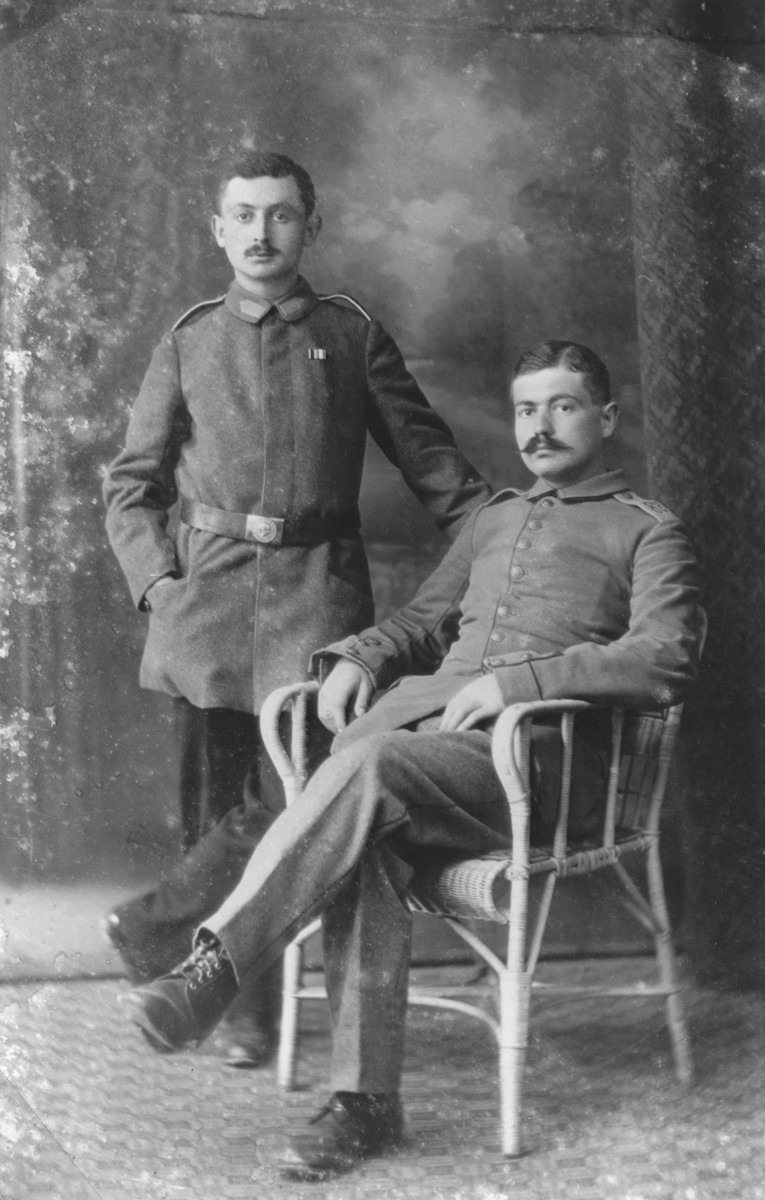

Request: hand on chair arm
left=317, top=660, right=375, bottom=732
left=439, top=675, right=505, bottom=732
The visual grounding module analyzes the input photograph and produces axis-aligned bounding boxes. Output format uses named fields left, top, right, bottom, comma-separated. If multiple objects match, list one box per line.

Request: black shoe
left=280, top=1092, right=404, bottom=1180
left=120, top=936, right=238, bottom=1053
left=220, top=1012, right=278, bottom=1069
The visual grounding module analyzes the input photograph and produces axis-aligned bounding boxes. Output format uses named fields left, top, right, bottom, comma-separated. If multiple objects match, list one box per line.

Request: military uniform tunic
left=104, top=276, right=489, bottom=714
left=316, top=468, right=701, bottom=747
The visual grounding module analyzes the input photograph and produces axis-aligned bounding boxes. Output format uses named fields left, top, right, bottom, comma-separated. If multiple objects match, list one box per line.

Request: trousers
left=114, top=702, right=289, bottom=975
left=203, top=728, right=515, bottom=1092
left=202, top=711, right=611, bottom=1091
left=176, top=702, right=262, bottom=853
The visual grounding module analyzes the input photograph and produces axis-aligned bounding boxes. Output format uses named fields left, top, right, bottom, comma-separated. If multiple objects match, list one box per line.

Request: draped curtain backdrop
left=1, top=0, right=764, bottom=984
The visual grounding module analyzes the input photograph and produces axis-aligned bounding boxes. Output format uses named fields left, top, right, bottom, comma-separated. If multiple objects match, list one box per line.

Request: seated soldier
left=121, top=341, right=701, bottom=1182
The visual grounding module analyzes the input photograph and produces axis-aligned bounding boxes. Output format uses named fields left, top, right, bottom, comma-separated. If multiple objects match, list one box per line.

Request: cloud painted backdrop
left=2, top=11, right=643, bottom=878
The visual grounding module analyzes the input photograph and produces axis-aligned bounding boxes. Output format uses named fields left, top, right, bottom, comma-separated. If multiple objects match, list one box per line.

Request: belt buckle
left=246, top=514, right=279, bottom=544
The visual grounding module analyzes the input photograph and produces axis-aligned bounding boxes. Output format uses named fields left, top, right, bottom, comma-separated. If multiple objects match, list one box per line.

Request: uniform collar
left=527, top=468, right=628, bottom=501
left=553, top=468, right=628, bottom=499
left=488, top=468, right=628, bottom=507
left=224, top=276, right=319, bottom=325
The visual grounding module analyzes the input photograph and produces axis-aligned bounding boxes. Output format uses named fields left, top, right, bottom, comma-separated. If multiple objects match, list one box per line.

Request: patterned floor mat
left=0, top=964, right=763, bottom=1200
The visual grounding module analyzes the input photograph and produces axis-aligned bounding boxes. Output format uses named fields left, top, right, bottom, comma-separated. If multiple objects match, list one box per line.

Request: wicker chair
left=259, top=681, right=696, bottom=1157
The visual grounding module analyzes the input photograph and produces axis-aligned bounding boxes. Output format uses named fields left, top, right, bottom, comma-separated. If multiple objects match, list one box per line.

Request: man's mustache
left=245, top=245, right=274, bottom=257
left=521, top=434, right=569, bottom=454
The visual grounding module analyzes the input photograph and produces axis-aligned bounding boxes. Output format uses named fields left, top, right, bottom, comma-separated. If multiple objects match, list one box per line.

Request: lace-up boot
left=280, top=1092, right=404, bottom=1180
left=120, top=935, right=238, bottom=1053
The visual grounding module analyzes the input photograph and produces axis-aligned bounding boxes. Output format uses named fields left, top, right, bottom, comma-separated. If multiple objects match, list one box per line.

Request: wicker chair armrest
left=260, top=681, right=320, bottom=802
left=491, top=699, right=604, bottom=877
left=490, top=700, right=596, bottom=802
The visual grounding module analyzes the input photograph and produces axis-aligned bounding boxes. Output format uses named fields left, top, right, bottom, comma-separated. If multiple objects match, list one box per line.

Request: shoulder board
left=317, top=292, right=371, bottom=321
left=614, top=491, right=676, bottom=522
left=484, top=487, right=525, bottom=508
left=172, top=296, right=226, bottom=332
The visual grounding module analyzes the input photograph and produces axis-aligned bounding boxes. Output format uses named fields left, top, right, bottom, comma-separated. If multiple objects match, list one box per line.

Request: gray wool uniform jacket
left=314, top=469, right=702, bottom=752
left=103, top=276, right=490, bottom=714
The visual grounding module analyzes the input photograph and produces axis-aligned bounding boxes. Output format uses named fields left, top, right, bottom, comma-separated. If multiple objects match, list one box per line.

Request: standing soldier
left=102, top=150, right=491, bottom=1067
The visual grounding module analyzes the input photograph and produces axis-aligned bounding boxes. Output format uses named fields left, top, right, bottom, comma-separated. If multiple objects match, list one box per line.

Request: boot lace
left=182, top=940, right=228, bottom=989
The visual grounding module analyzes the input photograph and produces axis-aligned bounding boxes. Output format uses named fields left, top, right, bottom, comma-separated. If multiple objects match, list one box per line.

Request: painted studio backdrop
left=2, top=4, right=764, bottom=982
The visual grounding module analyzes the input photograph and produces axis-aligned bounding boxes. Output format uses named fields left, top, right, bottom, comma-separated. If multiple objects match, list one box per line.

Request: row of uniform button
left=507, top=505, right=551, bottom=578
left=482, top=504, right=555, bottom=669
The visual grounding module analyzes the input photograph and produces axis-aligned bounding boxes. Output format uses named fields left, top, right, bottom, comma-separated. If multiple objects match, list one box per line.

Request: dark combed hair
left=512, top=341, right=611, bottom=407
left=214, top=150, right=317, bottom=217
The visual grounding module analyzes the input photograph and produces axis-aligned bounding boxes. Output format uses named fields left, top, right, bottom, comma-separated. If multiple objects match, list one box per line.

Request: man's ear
left=303, top=214, right=322, bottom=247
left=601, top=401, right=619, bottom=439
left=211, top=214, right=225, bottom=247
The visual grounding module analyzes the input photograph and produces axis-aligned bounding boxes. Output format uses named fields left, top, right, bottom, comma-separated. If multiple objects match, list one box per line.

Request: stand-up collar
left=488, top=469, right=628, bottom=507
left=224, top=276, right=319, bottom=325
left=519, top=469, right=628, bottom=501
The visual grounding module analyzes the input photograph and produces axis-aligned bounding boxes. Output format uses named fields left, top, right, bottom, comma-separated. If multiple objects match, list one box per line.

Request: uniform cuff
left=310, top=635, right=400, bottom=689
left=492, top=659, right=546, bottom=706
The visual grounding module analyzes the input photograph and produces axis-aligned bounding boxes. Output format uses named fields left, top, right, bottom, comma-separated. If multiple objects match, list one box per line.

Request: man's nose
left=250, top=214, right=269, bottom=242
left=534, top=409, right=553, bottom=433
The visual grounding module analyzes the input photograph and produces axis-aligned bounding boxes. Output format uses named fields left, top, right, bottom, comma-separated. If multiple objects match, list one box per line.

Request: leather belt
left=179, top=500, right=360, bottom=547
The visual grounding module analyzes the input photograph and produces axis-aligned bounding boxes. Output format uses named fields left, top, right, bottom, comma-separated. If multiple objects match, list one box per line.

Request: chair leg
left=277, top=939, right=303, bottom=1090
left=661, top=940, right=695, bottom=1086
left=497, top=969, right=531, bottom=1157
left=646, top=846, right=695, bottom=1086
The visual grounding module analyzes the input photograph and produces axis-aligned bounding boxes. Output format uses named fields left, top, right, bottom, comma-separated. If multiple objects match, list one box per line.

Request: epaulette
left=614, top=490, right=676, bottom=522
left=172, top=296, right=226, bottom=331
left=480, top=487, right=525, bottom=511
left=317, top=292, right=371, bottom=321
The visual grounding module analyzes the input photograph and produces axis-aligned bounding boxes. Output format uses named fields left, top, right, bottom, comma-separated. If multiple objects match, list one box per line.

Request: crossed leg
left=202, top=727, right=512, bottom=1090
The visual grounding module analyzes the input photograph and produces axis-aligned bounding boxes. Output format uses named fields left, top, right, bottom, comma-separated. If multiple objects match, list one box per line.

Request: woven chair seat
left=408, top=828, right=656, bottom=922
